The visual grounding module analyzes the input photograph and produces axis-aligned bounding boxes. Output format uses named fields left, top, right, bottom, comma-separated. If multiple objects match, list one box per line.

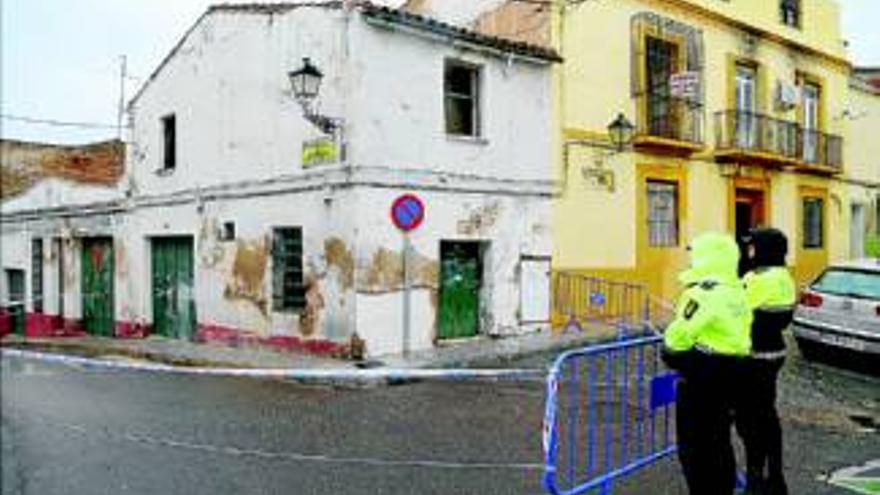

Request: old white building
left=1, top=1, right=559, bottom=357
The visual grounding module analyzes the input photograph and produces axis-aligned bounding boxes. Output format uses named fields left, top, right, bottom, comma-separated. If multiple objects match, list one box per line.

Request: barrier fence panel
left=543, top=336, right=679, bottom=495
left=552, top=273, right=659, bottom=338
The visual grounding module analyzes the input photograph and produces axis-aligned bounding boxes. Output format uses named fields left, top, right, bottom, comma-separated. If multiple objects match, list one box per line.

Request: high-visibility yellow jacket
left=664, top=233, right=753, bottom=357
left=744, top=266, right=797, bottom=358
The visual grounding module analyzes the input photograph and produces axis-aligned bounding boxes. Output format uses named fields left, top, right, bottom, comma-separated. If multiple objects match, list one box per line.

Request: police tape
left=0, top=348, right=545, bottom=382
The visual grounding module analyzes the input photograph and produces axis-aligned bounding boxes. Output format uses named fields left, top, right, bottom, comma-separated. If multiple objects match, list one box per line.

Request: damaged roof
left=0, top=139, right=124, bottom=200
left=359, top=3, right=561, bottom=62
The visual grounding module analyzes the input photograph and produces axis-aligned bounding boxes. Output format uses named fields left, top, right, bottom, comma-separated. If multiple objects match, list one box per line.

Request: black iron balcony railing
left=714, top=110, right=843, bottom=171
left=636, top=95, right=704, bottom=145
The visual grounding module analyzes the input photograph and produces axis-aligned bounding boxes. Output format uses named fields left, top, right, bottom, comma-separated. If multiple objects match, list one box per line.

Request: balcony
left=633, top=95, right=704, bottom=156
left=714, top=110, right=843, bottom=173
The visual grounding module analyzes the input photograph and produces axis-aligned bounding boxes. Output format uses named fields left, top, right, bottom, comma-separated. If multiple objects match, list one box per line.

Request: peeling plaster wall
left=2, top=5, right=554, bottom=356
left=113, top=188, right=358, bottom=343
left=354, top=187, right=551, bottom=357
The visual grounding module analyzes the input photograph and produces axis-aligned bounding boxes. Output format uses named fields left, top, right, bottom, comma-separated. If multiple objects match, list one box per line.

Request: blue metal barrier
left=543, top=336, right=679, bottom=495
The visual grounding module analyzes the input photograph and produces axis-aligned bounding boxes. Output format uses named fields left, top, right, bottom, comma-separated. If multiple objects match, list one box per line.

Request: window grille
left=647, top=181, right=680, bottom=247
left=272, top=227, right=305, bottom=312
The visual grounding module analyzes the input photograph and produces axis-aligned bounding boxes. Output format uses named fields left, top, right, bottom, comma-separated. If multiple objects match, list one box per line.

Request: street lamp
left=288, top=57, right=323, bottom=103
left=288, top=57, right=342, bottom=135
left=607, top=113, right=635, bottom=152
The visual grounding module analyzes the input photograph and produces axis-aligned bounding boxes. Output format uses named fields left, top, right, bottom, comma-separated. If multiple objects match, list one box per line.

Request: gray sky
left=1, top=0, right=878, bottom=144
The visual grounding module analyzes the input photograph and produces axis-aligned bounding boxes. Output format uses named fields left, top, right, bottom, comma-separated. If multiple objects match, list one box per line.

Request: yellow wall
left=551, top=0, right=854, bottom=302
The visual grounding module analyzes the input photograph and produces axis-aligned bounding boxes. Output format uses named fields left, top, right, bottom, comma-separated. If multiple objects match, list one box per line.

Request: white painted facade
left=1, top=3, right=555, bottom=357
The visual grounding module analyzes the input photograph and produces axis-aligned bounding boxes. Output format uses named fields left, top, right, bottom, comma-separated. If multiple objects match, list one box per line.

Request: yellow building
left=488, top=0, right=862, bottom=303
left=474, top=0, right=878, bottom=306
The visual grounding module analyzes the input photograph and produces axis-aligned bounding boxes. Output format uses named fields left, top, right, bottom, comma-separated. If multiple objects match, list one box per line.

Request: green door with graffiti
left=152, top=237, right=196, bottom=340
left=438, top=241, right=483, bottom=340
left=82, top=238, right=115, bottom=337
left=5, top=269, right=26, bottom=335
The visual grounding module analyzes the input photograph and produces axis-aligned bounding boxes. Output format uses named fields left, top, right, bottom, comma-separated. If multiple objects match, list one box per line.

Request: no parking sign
left=390, top=194, right=425, bottom=232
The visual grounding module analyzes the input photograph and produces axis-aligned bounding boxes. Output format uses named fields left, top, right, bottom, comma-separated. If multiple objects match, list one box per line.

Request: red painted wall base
left=115, top=321, right=153, bottom=339
left=24, top=314, right=86, bottom=338
left=1, top=313, right=345, bottom=358
left=196, top=323, right=346, bottom=357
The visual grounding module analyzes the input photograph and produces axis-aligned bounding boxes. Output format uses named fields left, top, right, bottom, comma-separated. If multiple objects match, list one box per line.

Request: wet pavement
left=2, top=343, right=878, bottom=495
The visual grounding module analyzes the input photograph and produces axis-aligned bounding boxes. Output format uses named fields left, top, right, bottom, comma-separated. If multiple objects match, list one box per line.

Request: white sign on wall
left=669, top=72, right=700, bottom=101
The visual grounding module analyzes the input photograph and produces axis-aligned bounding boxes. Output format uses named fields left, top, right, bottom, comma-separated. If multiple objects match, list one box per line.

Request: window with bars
left=31, top=238, right=43, bottom=313
left=645, top=36, right=680, bottom=139
left=444, top=61, right=481, bottom=137
left=272, top=227, right=305, bottom=312
left=647, top=181, right=680, bottom=247
left=781, top=0, right=800, bottom=27
left=803, top=197, right=824, bottom=249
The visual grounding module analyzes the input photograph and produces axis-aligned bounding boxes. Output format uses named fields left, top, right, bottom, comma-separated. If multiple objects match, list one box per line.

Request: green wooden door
left=152, top=237, right=196, bottom=340
left=6, top=269, right=26, bottom=335
left=81, top=238, right=115, bottom=337
left=438, top=241, right=482, bottom=340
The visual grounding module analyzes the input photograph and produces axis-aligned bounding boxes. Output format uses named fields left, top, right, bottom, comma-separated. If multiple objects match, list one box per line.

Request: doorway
left=81, top=237, right=115, bottom=337
left=151, top=237, right=196, bottom=340
left=438, top=241, right=484, bottom=340
left=5, top=269, right=26, bottom=335
left=735, top=188, right=766, bottom=240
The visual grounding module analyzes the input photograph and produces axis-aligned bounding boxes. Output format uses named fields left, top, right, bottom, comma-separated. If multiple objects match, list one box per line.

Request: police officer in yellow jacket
left=662, top=232, right=752, bottom=495
left=735, top=228, right=797, bottom=495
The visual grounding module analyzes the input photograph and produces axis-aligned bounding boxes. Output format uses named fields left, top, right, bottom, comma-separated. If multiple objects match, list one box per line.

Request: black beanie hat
left=747, top=227, right=789, bottom=268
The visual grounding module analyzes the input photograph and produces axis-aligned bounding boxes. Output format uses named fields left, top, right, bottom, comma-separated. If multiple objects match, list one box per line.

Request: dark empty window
left=803, top=197, right=824, bottom=249
left=162, top=114, right=176, bottom=171
left=221, top=222, right=236, bottom=242
left=272, top=227, right=305, bottom=312
left=31, top=239, right=43, bottom=313
left=647, top=180, right=680, bottom=247
left=781, top=0, right=800, bottom=27
left=444, top=62, right=480, bottom=137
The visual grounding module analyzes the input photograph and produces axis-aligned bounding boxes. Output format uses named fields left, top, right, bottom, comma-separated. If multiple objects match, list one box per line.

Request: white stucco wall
left=3, top=5, right=555, bottom=355
left=128, top=7, right=347, bottom=196
left=348, top=16, right=553, bottom=182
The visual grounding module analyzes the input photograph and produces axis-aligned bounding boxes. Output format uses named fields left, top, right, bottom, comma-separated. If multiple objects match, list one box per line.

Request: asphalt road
left=2, top=346, right=878, bottom=495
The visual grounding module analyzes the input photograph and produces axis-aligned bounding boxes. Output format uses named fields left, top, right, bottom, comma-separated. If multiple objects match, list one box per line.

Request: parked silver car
left=792, top=259, right=880, bottom=357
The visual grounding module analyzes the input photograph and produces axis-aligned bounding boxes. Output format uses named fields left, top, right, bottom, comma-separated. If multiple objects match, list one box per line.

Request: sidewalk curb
left=0, top=337, right=299, bottom=371
left=1, top=348, right=545, bottom=388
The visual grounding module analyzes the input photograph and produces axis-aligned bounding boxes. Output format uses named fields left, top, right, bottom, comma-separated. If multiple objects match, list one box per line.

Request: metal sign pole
left=402, top=232, right=411, bottom=357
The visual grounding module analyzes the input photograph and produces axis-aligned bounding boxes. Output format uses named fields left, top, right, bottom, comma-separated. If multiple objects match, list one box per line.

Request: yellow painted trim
left=797, top=71, right=828, bottom=132
left=795, top=185, right=830, bottom=284
left=636, top=162, right=690, bottom=300
left=713, top=149, right=802, bottom=167
left=636, top=26, right=687, bottom=135
left=640, top=0, right=851, bottom=72
left=563, top=128, right=610, bottom=142
left=793, top=162, right=841, bottom=175
left=727, top=55, right=767, bottom=113
left=633, top=135, right=705, bottom=152
left=637, top=162, right=689, bottom=250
